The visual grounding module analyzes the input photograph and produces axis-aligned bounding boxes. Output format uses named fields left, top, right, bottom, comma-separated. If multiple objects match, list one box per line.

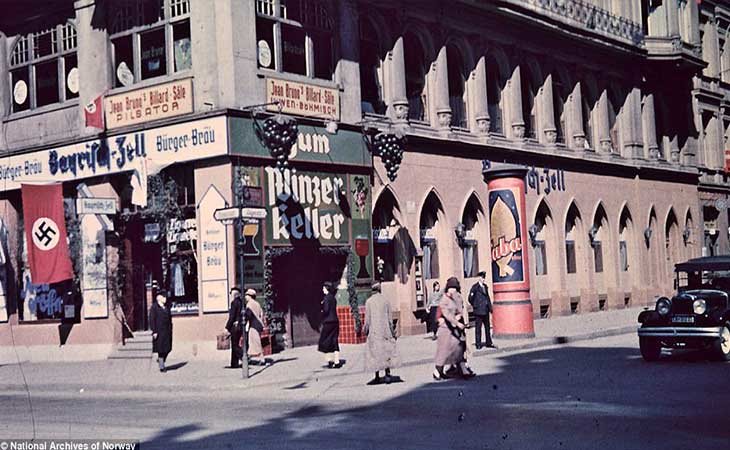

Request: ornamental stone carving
left=573, top=134, right=586, bottom=150
left=600, top=139, right=612, bottom=153
left=393, top=102, right=409, bottom=121
left=545, top=129, right=557, bottom=144
left=437, top=110, right=452, bottom=128
left=512, top=124, right=526, bottom=139
left=476, top=117, right=490, bottom=135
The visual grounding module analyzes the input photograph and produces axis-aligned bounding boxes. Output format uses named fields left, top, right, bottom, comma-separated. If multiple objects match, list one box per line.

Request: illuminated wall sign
left=105, top=78, right=193, bottom=129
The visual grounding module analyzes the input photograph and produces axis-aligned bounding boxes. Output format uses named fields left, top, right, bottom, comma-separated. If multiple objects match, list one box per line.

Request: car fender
left=638, top=310, right=659, bottom=324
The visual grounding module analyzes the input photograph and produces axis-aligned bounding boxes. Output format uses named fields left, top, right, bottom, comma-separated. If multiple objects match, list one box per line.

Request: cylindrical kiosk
left=483, top=164, right=535, bottom=338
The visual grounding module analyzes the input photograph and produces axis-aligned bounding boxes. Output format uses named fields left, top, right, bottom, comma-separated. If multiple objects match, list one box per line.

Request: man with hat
left=224, top=287, right=244, bottom=368
left=468, top=271, right=495, bottom=349
left=363, top=281, right=400, bottom=384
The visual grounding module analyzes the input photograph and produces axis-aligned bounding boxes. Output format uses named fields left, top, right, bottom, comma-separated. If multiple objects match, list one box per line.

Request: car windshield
left=678, top=270, right=730, bottom=291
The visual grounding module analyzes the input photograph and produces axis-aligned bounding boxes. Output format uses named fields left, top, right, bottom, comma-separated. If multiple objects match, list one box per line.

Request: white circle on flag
left=258, top=40, right=272, bottom=68
left=31, top=217, right=60, bottom=251
left=13, top=80, right=28, bottom=105
left=67, top=67, right=79, bottom=94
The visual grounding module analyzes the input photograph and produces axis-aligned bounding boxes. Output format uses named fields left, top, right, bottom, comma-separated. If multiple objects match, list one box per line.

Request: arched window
left=9, top=21, right=78, bottom=112
left=461, top=194, right=484, bottom=278
left=533, top=201, right=552, bottom=276
left=447, top=45, right=468, bottom=129
left=521, top=64, right=537, bottom=139
left=486, top=56, right=505, bottom=134
left=420, top=192, right=444, bottom=280
left=359, top=18, right=385, bottom=115
left=404, top=31, right=428, bottom=122
left=255, top=0, right=333, bottom=79
left=703, top=205, right=720, bottom=256
left=591, top=205, right=609, bottom=274
left=619, top=207, right=633, bottom=272
left=372, top=189, right=401, bottom=282
left=666, top=209, right=680, bottom=281
left=109, top=0, right=192, bottom=88
left=565, top=203, right=582, bottom=275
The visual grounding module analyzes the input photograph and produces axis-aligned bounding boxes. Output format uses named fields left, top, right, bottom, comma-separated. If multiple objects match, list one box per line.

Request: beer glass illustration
left=242, top=219, right=260, bottom=256
left=355, top=235, right=370, bottom=279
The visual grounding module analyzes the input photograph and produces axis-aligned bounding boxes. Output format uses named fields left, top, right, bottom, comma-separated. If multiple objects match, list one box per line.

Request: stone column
left=482, top=164, right=535, bottom=338
left=336, top=0, right=361, bottom=125
left=666, top=0, right=680, bottom=37
left=642, top=92, right=660, bottom=159
left=688, top=0, right=701, bottom=44
left=624, top=87, right=645, bottom=160
left=389, top=36, right=409, bottom=121
left=509, top=66, right=525, bottom=138
left=434, top=45, right=451, bottom=129
left=0, top=33, right=8, bottom=151
left=570, top=82, right=586, bottom=150
left=703, top=20, right=721, bottom=79
left=596, top=90, right=612, bottom=153
left=542, top=74, right=557, bottom=144
left=75, top=0, right=110, bottom=136
left=472, top=56, right=490, bottom=135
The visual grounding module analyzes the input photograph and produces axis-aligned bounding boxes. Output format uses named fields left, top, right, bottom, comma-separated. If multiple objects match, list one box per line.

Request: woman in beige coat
left=244, top=288, right=265, bottom=363
left=433, top=277, right=475, bottom=380
left=364, top=282, right=400, bottom=384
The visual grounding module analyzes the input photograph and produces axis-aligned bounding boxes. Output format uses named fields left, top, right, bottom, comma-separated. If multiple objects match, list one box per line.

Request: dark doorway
left=272, top=247, right=348, bottom=347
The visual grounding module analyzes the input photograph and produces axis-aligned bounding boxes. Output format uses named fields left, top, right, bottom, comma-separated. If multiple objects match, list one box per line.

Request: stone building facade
left=0, top=0, right=726, bottom=358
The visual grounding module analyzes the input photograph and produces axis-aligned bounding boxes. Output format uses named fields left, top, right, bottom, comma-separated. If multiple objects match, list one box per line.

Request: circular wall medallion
left=13, top=80, right=28, bottom=105
left=117, top=61, right=134, bottom=87
left=258, top=40, right=272, bottom=68
left=67, top=67, right=79, bottom=94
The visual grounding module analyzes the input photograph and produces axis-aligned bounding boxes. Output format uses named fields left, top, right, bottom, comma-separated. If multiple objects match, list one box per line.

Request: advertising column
left=483, top=165, right=535, bottom=338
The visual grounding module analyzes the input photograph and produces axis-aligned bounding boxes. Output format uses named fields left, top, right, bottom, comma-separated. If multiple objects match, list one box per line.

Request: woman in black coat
left=150, top=294, right=173, bottom=372
left=318, top=282, right=341, bottom=368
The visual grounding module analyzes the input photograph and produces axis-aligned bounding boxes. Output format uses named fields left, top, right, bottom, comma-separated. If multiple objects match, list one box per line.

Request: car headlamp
left=656, top=297, right=671, bottom=315
left=693, top=299, right=707, bottom=315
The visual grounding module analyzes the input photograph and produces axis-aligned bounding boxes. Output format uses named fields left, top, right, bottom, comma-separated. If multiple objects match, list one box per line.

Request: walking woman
left=318, top=281, right=342, bottom=368
left=244, top=288, right=265, bottom=364
left=426, top=281, right=442, bottom=340
left=433, top=277, right=475, bottom=380
left=150, top=293, right=173, bottom=372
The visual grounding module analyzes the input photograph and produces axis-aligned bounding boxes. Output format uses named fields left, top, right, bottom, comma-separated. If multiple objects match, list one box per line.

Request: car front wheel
left=639, top=337, right=662, bottom=362
left=712, top=324, right=730, bottom=362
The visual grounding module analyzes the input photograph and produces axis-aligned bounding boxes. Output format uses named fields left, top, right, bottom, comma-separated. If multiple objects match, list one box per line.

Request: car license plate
left=672, top=315, right=694, bottom=324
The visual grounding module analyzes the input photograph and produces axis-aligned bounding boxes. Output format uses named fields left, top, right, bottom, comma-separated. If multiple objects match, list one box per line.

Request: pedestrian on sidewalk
left=426, top=281, right=442, bottom=340
left=244, top=288, right=265, bottom=365
left=318, top=281, right=342, bottom=368
left=433, top=277, right=475, bottom=380
left=150, top=293, right=173, bottom=372
left=225, top=287, right=243, bottom=369
left=468, top=271, right=495, bottom=349
left=364, top=282, right=400, bottom=384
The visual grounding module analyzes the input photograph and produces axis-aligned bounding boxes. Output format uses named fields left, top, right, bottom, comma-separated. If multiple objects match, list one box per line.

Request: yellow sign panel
left=265, top=77, right=340, bottom=120
left=105, top=78, right=193, bottom=129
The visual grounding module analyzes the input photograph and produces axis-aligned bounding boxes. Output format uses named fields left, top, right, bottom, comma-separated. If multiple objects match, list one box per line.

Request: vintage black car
left=638, top=255, right=730, bottom=362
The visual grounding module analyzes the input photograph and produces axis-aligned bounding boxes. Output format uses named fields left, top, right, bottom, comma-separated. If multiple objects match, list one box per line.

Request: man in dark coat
left=318, top=281, right=341, bottom=368
left=225, top=287, right=244, bottom=369
left=150, top=293, right=173, bottom=372
left=468, top=271, right=494, bottom=349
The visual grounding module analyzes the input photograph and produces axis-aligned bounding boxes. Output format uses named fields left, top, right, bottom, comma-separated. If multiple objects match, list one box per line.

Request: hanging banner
left=21, top=183, right=74, bottom=284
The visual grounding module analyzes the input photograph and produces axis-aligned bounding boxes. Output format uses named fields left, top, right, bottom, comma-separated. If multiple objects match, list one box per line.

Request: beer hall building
left=0, top=0, right=727, bottom=359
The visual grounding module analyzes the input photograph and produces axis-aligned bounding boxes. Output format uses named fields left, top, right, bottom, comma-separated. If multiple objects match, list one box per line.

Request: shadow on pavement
left=164, top=362, right=188, bottom=371
left=140, top=344, right=730, bottom=450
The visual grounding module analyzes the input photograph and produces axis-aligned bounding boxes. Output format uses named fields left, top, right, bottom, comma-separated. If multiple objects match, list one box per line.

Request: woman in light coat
left=244, top=288, right=265, bottom=363
left=433, top=277, right=475, bottom=380
left=364, top=282, right=400, bottom=384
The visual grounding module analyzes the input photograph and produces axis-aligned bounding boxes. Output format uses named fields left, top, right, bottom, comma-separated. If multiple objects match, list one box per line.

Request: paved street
left=3, top=334, right=729, bottom=450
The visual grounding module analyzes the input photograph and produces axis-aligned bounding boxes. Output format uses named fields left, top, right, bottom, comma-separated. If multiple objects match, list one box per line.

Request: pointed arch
left=532, top=198, right=559, bottom=303
left=372, top=186, right=402, bottom=283
left=565, top=199, right=588, bottom=303
left=665, top=207, right=681, bottom=285
left=460, top=192, right=487, bottom=278
left=419, top=189, right=446, bottom=280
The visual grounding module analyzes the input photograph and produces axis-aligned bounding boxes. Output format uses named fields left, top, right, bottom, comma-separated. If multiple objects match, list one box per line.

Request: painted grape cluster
left=261, top=116, right=299, bottom=170
left=372, top=132, right=405, bottom=182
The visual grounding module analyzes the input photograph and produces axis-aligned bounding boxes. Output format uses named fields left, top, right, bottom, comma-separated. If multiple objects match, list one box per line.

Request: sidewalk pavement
left=0, top=306, right=643, bottom=394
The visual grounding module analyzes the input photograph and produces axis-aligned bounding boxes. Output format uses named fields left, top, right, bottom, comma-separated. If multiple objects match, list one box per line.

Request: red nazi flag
left=21, top=183, right=74, bottom=284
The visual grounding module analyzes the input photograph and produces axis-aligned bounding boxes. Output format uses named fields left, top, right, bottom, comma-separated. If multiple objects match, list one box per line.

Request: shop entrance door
left=272, top=248, right=348, bottom=347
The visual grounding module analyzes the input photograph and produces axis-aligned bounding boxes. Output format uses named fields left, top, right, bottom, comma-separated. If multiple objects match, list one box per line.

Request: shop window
left=9, top=22, right=78, bottom=112
left=374, top=241, right=395, bottom=282
left=593, top=241, right=603, bottom=273
left=422, top=240, right=439, bottom=280
left=535, top=240, right=547, bottom=276
left=619, top=240, right=628, bottom=271
left=109, top=0, right=191, bottom=88
left=565, top=240, right=576, bottom=274
left=255, top=0, right=334, bottom=80
left=372, top=189, right=400, bottom=283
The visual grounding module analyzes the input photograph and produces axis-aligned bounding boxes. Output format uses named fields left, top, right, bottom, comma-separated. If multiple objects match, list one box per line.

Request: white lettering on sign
left=289, top=133, right=330, bottom=159
left=265, top=167, right=346, bottom=242
left=105, top=78, right=193, bottom=129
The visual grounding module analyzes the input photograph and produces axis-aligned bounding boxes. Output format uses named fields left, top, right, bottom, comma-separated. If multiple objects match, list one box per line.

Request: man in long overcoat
left=150, top=293, right=173, bottom=372
left=364, top=282, right=400, bottom=384
left=468, top=271, right=494, bottom=349
left=225, top=287, right=243, bottom=368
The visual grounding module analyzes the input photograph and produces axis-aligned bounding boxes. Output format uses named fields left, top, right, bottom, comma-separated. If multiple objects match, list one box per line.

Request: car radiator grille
left=671, top=300, right=693, bottom=315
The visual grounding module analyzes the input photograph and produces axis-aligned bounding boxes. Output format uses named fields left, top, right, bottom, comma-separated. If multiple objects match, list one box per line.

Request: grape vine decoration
left=370, top=132, right=405, bottom=182
left=255, top=114, right=299, bottom=170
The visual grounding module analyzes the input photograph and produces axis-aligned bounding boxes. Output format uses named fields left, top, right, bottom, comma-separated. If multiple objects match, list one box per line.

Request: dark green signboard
left=228, top=117, right=369, bottom=166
